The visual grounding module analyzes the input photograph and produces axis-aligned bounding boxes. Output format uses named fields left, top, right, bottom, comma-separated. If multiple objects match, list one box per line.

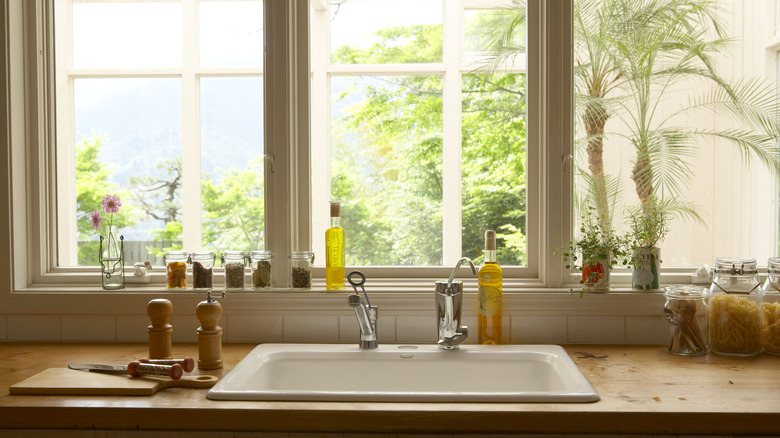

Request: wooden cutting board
left=9, top=368, right=219, bottom=396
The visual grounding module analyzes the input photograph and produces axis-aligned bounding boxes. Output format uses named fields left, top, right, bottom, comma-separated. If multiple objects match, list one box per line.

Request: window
left=4, top=0, right=567, bottom=295
left=572, top=0, right=780, bottom=275
left=55, top=0, right=265, bottom=267
left=310, top=0, right=531, bottom=272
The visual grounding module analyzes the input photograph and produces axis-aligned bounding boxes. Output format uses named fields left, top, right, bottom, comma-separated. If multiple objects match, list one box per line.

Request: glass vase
left=99, top=225, right=125, bottom=290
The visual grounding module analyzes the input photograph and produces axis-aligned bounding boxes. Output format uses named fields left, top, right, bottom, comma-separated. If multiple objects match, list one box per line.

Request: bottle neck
left=484, top=249, right=497, bottom=263
left=330, top=216, right=340, bottom=227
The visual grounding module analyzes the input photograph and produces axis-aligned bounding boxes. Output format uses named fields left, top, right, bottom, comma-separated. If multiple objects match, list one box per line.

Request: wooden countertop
left=0, top=343, right=777, bottom=435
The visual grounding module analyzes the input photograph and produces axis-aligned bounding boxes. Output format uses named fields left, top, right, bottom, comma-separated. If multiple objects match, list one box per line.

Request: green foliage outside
left=332, top=23, right=527, bottom=266
left=75, top=134, right=138, bottom=265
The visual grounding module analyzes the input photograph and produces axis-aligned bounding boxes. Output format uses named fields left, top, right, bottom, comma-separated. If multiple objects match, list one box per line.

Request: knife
left=69, top=361, right=184, bottom=379
left=69, top=363, right=128, bottom=373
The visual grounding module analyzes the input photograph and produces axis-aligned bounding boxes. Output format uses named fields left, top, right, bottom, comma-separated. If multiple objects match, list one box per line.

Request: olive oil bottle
left=325, top=201, right=345, bottom=290
left=478, top=230, right=502, bottom=344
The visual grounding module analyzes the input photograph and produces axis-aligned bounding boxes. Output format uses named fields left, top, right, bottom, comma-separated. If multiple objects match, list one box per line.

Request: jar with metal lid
left=221, top=250, right=247, bottom=291
left=163, top=251, right=188, bottom=288
left=663, top=285, right=708, bottom=356
left=708, top=257, right=763, bottom=356
left=290, top=251, right=314, bottom=288
left=190, top=251, right=215, bottom=290
left=761, top=257, right=780, bottom=355
left=250, top=250, right=274, bottom=289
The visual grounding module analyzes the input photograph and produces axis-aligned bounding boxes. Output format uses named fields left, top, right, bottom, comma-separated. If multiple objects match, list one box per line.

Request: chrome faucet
left=436, top=257, right=477, bottom=350
left=346, top=271, right=378, bottom=350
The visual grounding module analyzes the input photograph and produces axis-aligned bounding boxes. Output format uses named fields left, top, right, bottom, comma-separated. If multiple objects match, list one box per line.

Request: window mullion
left=181, top=0, right=201, bottom=251
left=442, top=0, right=463, bottom=266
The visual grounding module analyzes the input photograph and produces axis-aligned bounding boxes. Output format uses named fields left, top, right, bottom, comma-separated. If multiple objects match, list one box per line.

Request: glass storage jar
left=290, top=251, right=314, bottom=288
left=663, top=285, right=708, bottom=356
left=191, top=251, right=215, bottom=290
left=250, top=250, right=274, bottom=289
left=761, top=257, right=780, bottom=355
left=163, top=251, right=188, bottom=288
left=221, top=250, right=247, bottom=291
left=708, top=257, right=763, bottom=356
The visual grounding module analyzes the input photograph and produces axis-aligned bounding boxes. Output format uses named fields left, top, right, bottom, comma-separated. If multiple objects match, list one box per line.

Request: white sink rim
left=207, top=343, right=599, bottom=403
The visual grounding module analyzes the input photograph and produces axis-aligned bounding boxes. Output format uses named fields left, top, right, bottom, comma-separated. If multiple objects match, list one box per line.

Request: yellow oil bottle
left=478, top=230, right=502, bottom=344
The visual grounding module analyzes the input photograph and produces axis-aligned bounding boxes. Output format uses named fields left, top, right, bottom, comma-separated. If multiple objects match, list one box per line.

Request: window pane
left=462, top=73, right=527, bottom=266
left=573, top=1, right=779, bottom=268
left=330, top=0, right=443, bottom=64
left=330, top=75, right=443, bottom=265
left=465, top=9, right=524, bottom=54
left=200, top=1, right=263, bottom=67
left=74, top=78, right=183, bottom=266
left=200, top=77, right=265, bottom=253
left=73, top=2, right=181, bottom=69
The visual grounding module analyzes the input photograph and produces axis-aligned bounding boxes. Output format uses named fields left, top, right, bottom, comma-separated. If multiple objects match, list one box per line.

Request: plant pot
left=582, top=257, right=610, bottom=291
left=632, top=246, right=660, bottom=291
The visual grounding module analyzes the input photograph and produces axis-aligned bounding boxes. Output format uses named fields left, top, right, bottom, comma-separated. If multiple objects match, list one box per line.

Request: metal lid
left=664, top=285, right=707, bottom=299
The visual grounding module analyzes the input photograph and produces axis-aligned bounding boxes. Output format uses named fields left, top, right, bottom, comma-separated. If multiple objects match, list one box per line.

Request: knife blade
left=69, top=363, right=128, bottom=373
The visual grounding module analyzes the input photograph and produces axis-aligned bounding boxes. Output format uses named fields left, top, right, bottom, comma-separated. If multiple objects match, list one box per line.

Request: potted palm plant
left=559, top=208, right=627, bottom=292
left=625, top=197, right=670, bottom=291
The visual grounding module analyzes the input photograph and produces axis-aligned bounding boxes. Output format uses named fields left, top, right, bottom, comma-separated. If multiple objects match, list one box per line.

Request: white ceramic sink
left=207, top=344, right=599, bottom=402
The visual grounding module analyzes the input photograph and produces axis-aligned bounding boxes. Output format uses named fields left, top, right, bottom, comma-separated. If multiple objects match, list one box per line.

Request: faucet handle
left=443, top=257, right=477, bottom=295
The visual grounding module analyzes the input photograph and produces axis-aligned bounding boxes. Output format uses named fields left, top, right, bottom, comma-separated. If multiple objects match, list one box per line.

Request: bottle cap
left=485, top=230, right=496, bottom=251
left=330, top=201, right=341, bottom=217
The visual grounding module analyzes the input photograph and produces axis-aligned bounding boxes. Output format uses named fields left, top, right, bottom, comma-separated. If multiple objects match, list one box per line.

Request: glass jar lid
left=163, top=250, right=188, bottom=261
left=289, top=251, right=314, bottom=262
left=664, top=284, right=708, bottom=299
left=250, top=250, right=274, bottom=259
left=768, top=257, right=780, bottom=273
left=190, top=250, right=215, bottom=259
left=714, top=257, right=757, bottom=274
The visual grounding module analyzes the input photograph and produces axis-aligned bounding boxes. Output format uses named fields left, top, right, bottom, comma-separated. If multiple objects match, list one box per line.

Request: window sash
left=5, top=0, right=581, bottom=293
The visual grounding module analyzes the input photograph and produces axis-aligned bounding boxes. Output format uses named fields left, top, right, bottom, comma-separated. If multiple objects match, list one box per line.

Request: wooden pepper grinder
left=197, top=291, right=225, bottom=370
left=147, top=298, right=173, bottom=360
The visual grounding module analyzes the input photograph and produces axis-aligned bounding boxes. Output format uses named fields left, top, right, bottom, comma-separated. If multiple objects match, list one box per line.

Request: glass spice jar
left=221, top=250, right=247, bottom=291
left=289, top=251, right=314, bottom=289
left=709, top=257, right=763, bottom=356
left=250, top=250, right=274, bottom=289
left=761, top=257, right=780, bottom=355
left=163, top=251, right=188, bottom=289
left=663, top=285, right=708, bottom=356
left=190, top=251, right=215, bottom=290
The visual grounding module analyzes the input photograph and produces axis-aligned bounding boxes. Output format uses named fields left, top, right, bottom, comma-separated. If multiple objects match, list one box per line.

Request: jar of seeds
left=190, top=251, right=215, bottom=290
left=221, top=250, right=247, bottom=291
left=163, top=251, right=188, bottom=288
left=289, top=251, right=314, bottom=289
left=250, top=250, right=274, bottom=289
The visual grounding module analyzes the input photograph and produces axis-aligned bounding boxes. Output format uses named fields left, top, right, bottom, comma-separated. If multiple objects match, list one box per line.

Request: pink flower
left=89, top=209, right=103, bottom=230
left=101, top=194, right=122, bottom=214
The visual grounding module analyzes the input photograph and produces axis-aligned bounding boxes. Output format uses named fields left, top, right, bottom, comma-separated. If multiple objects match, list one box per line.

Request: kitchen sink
left=207, top=343, right=599, bottom=402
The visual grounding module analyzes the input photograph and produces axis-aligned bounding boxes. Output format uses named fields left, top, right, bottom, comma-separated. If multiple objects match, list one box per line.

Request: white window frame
left=1, top=0, right=606, bottom=317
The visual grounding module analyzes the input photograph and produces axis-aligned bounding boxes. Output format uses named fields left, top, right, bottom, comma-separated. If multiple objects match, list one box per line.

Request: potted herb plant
left=625, top=197, right=670, bottom=291
left=559, top=208, right=627, bottom=292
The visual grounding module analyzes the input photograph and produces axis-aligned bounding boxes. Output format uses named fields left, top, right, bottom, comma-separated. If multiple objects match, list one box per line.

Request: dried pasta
left=763, top=302, right=780, bottom=354
left=709, top=293, right=762, bottom=354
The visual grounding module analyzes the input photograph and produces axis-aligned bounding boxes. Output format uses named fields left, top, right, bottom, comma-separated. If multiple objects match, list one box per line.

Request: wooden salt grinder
left=147, top=298, right=173, bottom=360
left=197, top=291, right=224, bottom=370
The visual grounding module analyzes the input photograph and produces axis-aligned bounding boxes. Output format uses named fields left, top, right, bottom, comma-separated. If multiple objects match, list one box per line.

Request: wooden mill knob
left=147, top=298, right=173, bottom=359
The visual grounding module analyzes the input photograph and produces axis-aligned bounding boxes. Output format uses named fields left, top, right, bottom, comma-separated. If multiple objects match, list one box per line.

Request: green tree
left=75, top=134, right=137, bottom=265
left=130, top=157, right=183, bottom=258
left=332, top=23, right=528, bottom=265
left=201, top=157, right=265, bottom=253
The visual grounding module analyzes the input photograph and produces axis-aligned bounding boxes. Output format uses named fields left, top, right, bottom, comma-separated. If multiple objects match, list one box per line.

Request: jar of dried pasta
left=761, top=257, right=780, bottom=355
left=163, top=251, right=188, bottom=289
left=709, top=257, right=762, bottom=356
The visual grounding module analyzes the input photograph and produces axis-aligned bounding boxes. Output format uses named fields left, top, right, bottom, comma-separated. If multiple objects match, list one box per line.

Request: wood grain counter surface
left=0, top=343, right=777, bottom=435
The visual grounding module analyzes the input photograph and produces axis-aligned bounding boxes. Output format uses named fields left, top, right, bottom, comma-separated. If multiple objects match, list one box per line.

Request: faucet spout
left=446, top=257, right=477, bottom=294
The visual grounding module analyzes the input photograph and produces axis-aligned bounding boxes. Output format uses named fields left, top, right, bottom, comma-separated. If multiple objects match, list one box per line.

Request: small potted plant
left=559, top=208, right=627, bottom=292
left=625, top=196, right=670, bottom=291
